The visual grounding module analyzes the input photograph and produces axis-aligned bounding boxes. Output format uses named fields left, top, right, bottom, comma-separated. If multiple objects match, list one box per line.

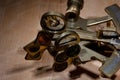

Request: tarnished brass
left=34, top=31, right=53, bottom=46
left=40, top=12, right=66, bottom=34
left=65, top=44, right=81, bottom=57
left=53, top=58, right=73, bottom=72
left=24, top=0, right=120, bottom=78
left=66, top=0, right=84, bottom=21
left=54, top=50, right=69, bottom=62
left=55, top=30, right=80, bottom=51
left=24, top=31, right=53, bottom=60
left=52, top=62, right=68, bottom=72
left=47, top=43, right=57, bottom=57
left=24, top=41, right=47, bottom=60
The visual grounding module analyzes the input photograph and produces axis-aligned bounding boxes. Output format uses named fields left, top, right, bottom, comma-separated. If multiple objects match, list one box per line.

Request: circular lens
left=53, top=62, right=68, bottom=72
left=66, top=44, right=80, bottom=57
left=55, top=51, right=69, bottom=62
left=40, top=12, right=66, bottom=33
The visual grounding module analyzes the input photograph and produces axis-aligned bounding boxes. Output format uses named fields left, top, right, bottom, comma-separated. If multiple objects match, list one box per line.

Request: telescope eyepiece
left=66, top=0, right=84, bottom=21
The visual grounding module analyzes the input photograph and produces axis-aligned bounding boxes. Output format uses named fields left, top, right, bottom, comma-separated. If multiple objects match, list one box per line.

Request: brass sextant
left=24, top=0, right=120, bottom=78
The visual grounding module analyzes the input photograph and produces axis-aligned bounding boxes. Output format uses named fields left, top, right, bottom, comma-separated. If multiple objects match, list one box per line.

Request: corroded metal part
left=55, top=30, right=80, bottom=51
left=24, top=31, right=53, bottom=60
left=54, top=50, right=69, bottom=62
left=97, top=30, right=120, bottom=39
left=47, top=43, right=57, bottom=57
left=40, top=12, right=66, bottom=34
left=34, top=31, right=53, bottom=46
left=66, top=17, right=87, bottom=29
left=100, top=50, right=120, bottom=78
left=87, top=16, right=112, bottom=27
left=66, top=16, right=112, bottom=30
left=24, top=41, right=47, bottom=60
left=78, top=41, right=108, bottom=62
left=53, top=58, right=73, bottom=72
left=66, top=0, right=84, bottom=21
left=105, top=4, right=120, bottom=34
left=52, top=62, right=68, bottom=72
left=65, top=44, right=81, bottom=57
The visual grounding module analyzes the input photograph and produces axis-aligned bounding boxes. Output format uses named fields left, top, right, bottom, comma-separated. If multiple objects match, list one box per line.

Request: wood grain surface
left=0, top=0, right=120, bottom=80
